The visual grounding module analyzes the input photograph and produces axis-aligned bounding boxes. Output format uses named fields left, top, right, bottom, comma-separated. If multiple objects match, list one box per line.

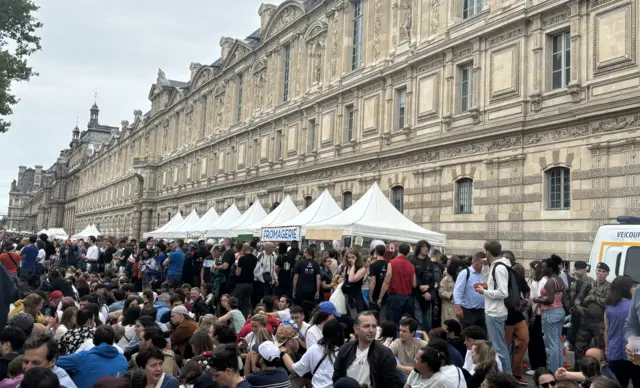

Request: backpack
left=491, top=262, right=521, bottom=309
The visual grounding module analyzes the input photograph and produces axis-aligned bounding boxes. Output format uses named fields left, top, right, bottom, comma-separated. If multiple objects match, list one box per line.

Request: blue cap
left=318, top=301, right=341, bottom=317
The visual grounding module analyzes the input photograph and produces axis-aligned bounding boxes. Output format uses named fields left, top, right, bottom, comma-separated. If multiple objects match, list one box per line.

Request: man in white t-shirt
left=86, top=236, right=100, bottom=273
left=333, top=311, right=400, bottom=388
left=405, top=346, right=456, bottom=388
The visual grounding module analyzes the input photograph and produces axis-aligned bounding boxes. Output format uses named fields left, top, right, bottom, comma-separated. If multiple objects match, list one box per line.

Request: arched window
left=391, top=186, right=404, bottom=213
left=456, top=178, right=473, bottom=214
left=546, top=167, right=571, bottom=210
left=343, top=191, right=353, bottom=210
left=304, top=196, right=313, bottom=209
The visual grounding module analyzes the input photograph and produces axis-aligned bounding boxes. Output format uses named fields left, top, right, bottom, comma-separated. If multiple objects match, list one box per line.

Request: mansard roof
left=15, top=169, right=35, bottom=193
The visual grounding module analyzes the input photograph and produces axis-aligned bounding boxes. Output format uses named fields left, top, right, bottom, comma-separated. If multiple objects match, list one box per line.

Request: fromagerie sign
left=261, top=226, right=301, bottom=241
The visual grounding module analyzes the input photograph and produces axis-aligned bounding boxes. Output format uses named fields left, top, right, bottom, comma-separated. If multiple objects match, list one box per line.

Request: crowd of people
left=0, top=231, right=639, bottom=388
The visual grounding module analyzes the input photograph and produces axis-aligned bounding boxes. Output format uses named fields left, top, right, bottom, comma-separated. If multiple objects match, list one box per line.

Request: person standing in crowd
left=378, top=243, right=416, bottom=326
left=567, top=260, right=594, bottom=349
left=0, top=242, right=21, bottom=281
left=453, top=252, right=485, bottom=330
left=605, top=275, right=639, bottom=387
left=527, top=261, right=547, bottom=373
left=368, top=244, right=388, bottom=319
left=164, top=240, right=185, bottom=289
left=440, top=258, right=462, bottom=323
left=23, top=334, right=76, bottom=388
left=234, top=243, right=258, bottom=318
left=274, top=243, right=295, bottom=299
left=474, top=240, right=511, bottom=374
left=85, top=236, right=100, bottom=273
left=254, top=242, right=278, bottom=306
left=333, top=311, right=400, bottom=388
left=410, top=240, right=441, bottom=331
left=292, top=247, right=321, bottom=310
left=0, top=260, right=14, bottom=332
left=20, top=235, right=38, bottom=281
left=342, top=248, right=368, bottom=317
left=575, top=262, right=611, bottom=364
left=502, top=256, right=530, bottom=385
left=533, top=255, right=566, bottom=374
left=624, top=280, right=640, bottom=363
left=214, top=241, right=235, bottom=298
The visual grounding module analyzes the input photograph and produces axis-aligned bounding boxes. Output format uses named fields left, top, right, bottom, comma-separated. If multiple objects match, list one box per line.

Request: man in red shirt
left=0, top=243, right=21, bottom=281
left=377, top=243, right=416, bottom=325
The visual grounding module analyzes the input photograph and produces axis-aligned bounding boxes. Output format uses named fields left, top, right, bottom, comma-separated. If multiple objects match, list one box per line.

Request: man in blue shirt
left=20, top=235, right=39, bottom=281
left=164, top=240, right=184, bottom=289
left=453, top=251, right=486, bottom=330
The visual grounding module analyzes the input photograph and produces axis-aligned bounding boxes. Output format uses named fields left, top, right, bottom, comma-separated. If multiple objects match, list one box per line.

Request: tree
left=0, top=0, right=42, bottom=133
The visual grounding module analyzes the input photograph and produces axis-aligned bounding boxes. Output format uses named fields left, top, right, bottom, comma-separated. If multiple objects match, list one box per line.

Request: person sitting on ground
left=555, top=348, right=619, bottom=387
left=168, top=305, right=198, bottom=359
left=443, top=319, right=467, bottom=358
left=216, top=296, right=246, bottom=335
left=245, top=341, right=291, bottom=388
left=428, top=327, right=464, bottom=368
left=0, top=355, right=24, bottom=388
left=0, top=326, right=27, bottom=380
left=206, top=345, right=251, bottom=388
left=482, top=372, right=519, bottom=388
left=427, top=338, right=468, bottom=387
left=9, top=294, right=45, bottom=324
left=467, top=341, right=499, bottom=388
left=56, top=325, right=127, bottom=388
left=58, top=308, right=96, bottom=356
left=390, top=317, right=428, bottom=378
left=237, top=307, right=280, bottom=339
left=22, top=334, right=75, bottom=388
left=136, top=347, right=180, bottom=388
left=404, top=346, right=456, bottom=388
left=533, top=367, right=557, bottom=388
left=461, top=326, right=503, bottom=374
left=129, top=326, right=178, bottom=376
left=20, top=367, right=61, bottom=388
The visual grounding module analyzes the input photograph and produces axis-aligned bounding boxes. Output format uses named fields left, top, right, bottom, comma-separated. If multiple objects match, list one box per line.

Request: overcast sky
left=0, top=0, right=284, bottom=220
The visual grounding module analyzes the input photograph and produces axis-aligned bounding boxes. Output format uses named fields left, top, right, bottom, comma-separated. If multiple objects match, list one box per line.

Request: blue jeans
left=542, top=307, right=565, bottom=373
left=386, top=294, right=411, bottom=326
left=486, top=314, right=511, bottom=373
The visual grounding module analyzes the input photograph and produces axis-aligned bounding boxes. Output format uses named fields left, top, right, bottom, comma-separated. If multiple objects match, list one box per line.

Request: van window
left=624, top=246, right=640, bottom=283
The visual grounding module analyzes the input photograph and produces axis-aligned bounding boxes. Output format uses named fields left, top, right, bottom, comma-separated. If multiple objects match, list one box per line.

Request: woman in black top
left=342, top=248, right=367, bottom=317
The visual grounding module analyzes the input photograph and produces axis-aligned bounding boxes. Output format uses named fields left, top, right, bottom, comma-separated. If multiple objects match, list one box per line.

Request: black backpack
left=491, top=262, right=521, bottom=309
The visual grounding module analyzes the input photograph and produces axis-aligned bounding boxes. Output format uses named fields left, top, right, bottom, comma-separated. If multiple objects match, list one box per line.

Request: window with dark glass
left=547, top=167, right=571, bottom=210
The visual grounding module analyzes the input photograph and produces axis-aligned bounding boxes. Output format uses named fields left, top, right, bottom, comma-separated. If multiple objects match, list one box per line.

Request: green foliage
left=0, top=0, right=42, bottom=133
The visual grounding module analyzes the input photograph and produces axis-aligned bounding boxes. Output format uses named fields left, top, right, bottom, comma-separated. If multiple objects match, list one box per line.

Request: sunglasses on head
left=540, top=382, right=557, bottom=388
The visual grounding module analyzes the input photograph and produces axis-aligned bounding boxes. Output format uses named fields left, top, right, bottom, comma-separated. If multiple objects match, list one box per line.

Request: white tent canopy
left=71, top=225, right=95, bottom=240
left=233, top=195, right=300, bottom=236
left=192, top=207, right=220, bottom=235
left=143, top=213, right=184, bottom=238
left=306, top=182, right=447, bottom=246
left=272, top=189, right=342, bottom=230
left=208, top=200, right=268, bottom=238
left=168, top=209, right=201, bottom=238
left=88, top=224, right=102, bottom=237
left=202, top=205, right=242, bottom=237
left=45, top=228, right=69, bottom=240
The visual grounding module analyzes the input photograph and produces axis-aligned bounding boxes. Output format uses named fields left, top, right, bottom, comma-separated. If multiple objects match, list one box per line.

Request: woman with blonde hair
left=9, top=293, right=45, bottom=323
left=342, top=248, right=368, bottom=316
left=468, top=341, right=499, bottom=388
left=244, top=327, right=274, bottom=375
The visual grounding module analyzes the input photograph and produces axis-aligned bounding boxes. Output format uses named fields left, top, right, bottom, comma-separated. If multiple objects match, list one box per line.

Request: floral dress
left=439, top=274, right=458, bottom=322
left=58, top=326, right=96, bottom=355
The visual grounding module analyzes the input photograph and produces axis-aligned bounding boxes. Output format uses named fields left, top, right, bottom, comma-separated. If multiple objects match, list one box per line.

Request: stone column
left=442, top=48, right=454, bottom=128
left=141, top=206, right=153, bottom=238
left=529, top=14, right=543, bottom=112
left=133, top=203, right=143, bottom=240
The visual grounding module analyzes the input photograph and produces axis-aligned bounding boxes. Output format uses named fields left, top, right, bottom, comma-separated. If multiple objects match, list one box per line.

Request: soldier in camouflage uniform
left=567, top=260, right=594, bottom=347
left=574, top=262, right=611, bottom=364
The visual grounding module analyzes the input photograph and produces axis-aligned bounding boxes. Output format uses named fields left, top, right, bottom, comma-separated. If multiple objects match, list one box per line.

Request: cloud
left=0, top=0, right=283, bottom=219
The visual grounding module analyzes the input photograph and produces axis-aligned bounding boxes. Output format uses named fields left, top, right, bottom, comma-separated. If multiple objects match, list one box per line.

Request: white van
left=588, top=216, right=640, bottom=282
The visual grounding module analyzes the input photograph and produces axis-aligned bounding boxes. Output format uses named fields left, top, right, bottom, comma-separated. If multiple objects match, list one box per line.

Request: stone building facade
left=7, top=0, right=640, bottom=260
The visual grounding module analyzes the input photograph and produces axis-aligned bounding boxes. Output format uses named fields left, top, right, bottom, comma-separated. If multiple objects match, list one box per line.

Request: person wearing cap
left=306, top=302, right=340, bottom=349
left=567, top=260, right=594, bottom=348
left=169, top=305, right=197, bottom=359
left=275, top=324, right=300, bottom=369
left=246, top=341, right=291, bottom=388
left=575, top=262, right=611, bottom=364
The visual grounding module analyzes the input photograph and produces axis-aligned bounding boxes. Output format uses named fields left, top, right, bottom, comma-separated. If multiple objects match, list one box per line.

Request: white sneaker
left=525, top=370, right=535, bottom=376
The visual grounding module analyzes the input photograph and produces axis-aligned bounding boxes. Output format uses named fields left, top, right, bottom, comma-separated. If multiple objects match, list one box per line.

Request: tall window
left=308, top=119, right=316, bottom=152
left=304, top=196, right=313, bottom=208
left=463, top=0, right=483, bottom=19
left=167, top=212, right=171, bottom=222
left=236, top=73, right=244, bottom=123
left=346, top=106, right=354, bottom=142
left=391, top=186, right=404, bottom=213
left=460, top=65, right=473, bottom=112
left=283, top=45, right=291, bottom=102
left=397, top=88, right=407, bottom=130
left=456, top=178, right=473, bottom=214
left=552, top=32, right=571, bottom=90
left=547, top=167, right=571, bottom=210
left=343, top=191, right=353, bottom=209
left=352, top=0, right=363, bottom=71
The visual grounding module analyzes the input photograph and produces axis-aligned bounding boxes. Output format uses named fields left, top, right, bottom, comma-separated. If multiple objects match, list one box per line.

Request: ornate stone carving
left=430, top=0, right=440, bottom=35
left=270, top=6, right=302, bottom=36
left=399, top=0, right=413, bottom=42
left=542, top=11, right=570, bottom=28
left=373, top=0, right=382, bottom=60
left=254, top=71, right=266, bottom=108
left=331, top=12, right=339, bottom=77
left=487, top=28, right=524, bottom=47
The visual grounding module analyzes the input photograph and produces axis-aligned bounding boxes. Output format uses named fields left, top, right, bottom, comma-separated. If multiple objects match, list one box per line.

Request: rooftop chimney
left=259, top=3, right=277, bottom=33
left=18, top=166, right=26, bottom=182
